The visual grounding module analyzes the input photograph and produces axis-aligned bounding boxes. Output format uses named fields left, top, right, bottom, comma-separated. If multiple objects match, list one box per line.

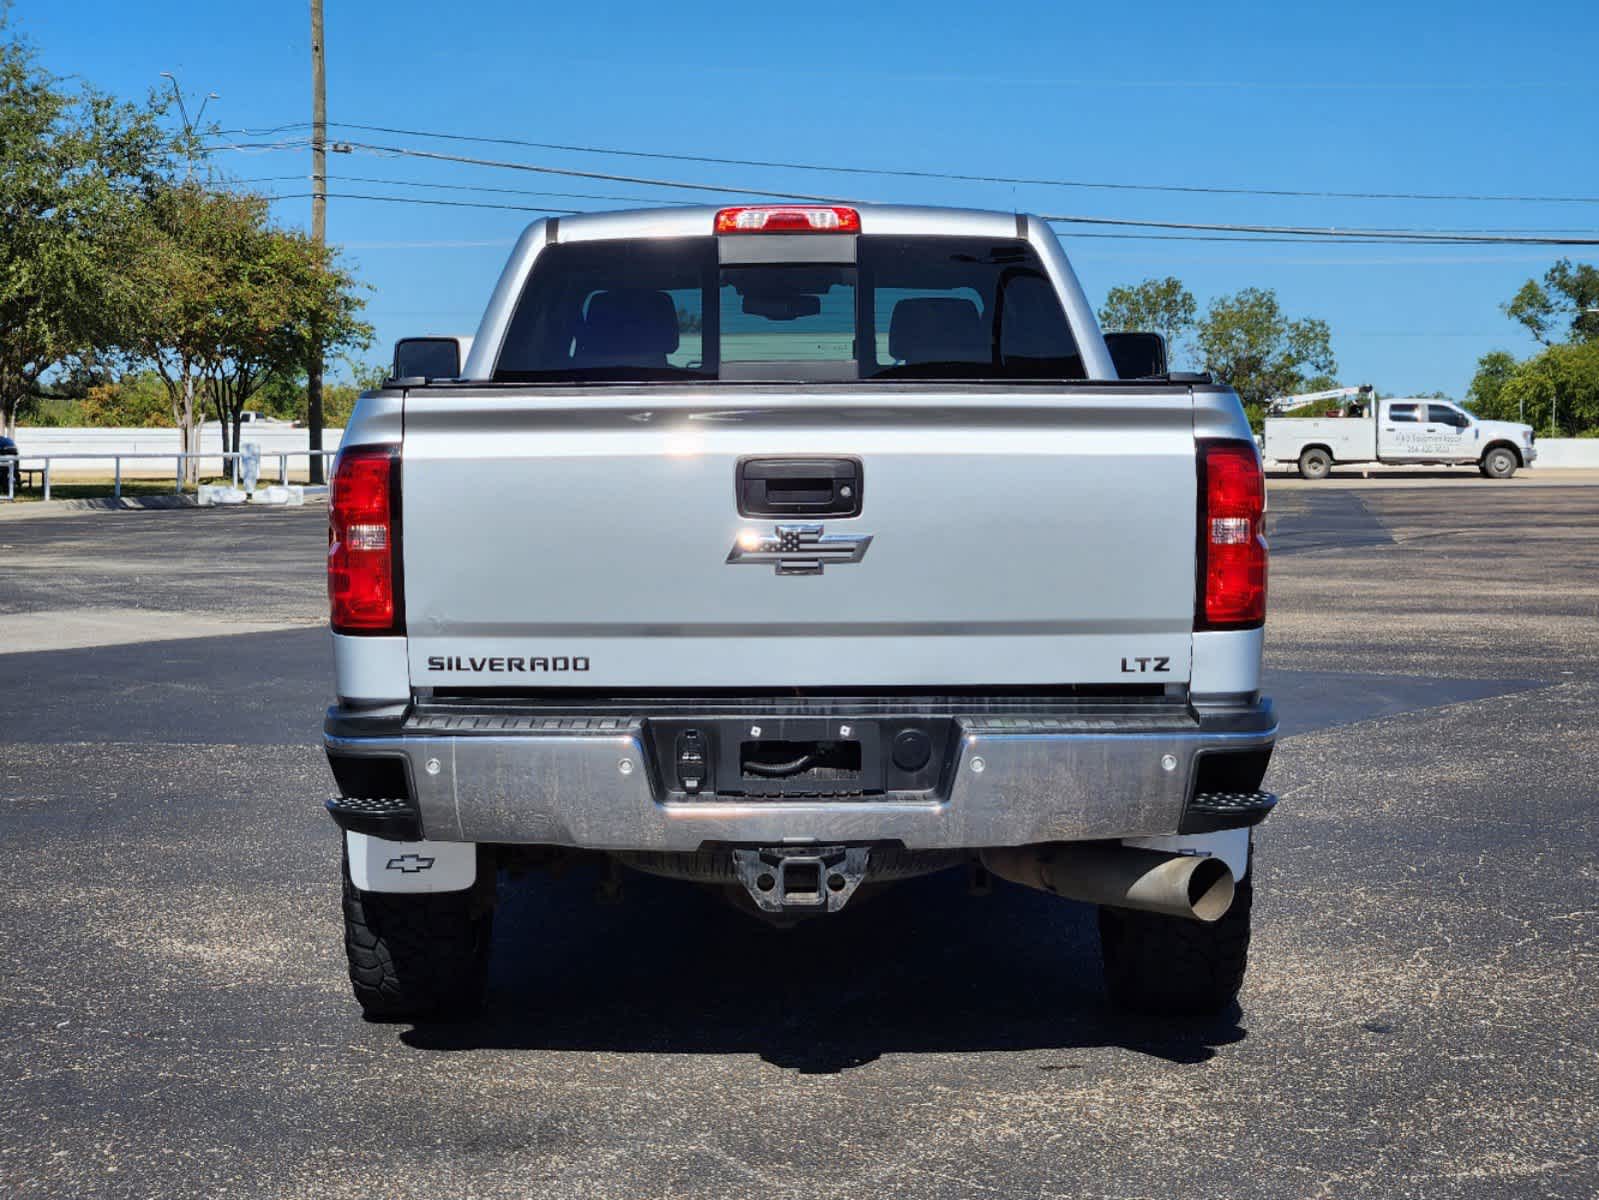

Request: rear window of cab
left=493, top=236, right=1084, bottom=383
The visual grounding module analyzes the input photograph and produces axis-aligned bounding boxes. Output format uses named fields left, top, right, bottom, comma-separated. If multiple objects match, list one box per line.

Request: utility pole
left=307, top=0, right=328, bottom=484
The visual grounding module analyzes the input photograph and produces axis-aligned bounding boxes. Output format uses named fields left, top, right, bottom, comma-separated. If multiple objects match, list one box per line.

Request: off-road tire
left=1481, top=446, right=1518, bottom=479
left=1297, top=447, right=1332, bottom=480
left=1098, top=862, right=1253, bottom=1017
left=341, top=849, right=495, bottom=1020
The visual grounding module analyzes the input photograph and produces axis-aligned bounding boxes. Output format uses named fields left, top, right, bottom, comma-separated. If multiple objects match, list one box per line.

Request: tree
left=1491, top=342, right=1599, bottom=437
left=0, top=23, right=81, bottom=436
left=1465, top=350, right=1519, bottom=419
left=1504, top=260, right=1599, bottom=347
left=116, top=183, right=370, bottom=481
left=200, top=203, right=371, bottom=454
left=1099, top=277, right=1197, bottom=364
left=0, top=15, right=178, bottom=436
left=114, top=184, right=246, bottom=482
left=1195, top=288, right=1336, bottom=424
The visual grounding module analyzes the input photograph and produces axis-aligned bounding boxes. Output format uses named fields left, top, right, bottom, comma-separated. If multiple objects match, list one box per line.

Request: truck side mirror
left=1104, top=332, right=1168, bottom=379
left=393, top=337, right=464, bottom=381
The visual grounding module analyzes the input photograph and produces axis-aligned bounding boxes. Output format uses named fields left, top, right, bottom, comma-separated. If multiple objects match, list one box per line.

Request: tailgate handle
left=737, top=458, right=862, bottom=517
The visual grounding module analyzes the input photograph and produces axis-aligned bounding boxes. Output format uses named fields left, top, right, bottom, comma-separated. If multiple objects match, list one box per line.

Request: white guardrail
left=3, top=424, right=349, bottom=502
left=12, top=424, right=344, bottom=458
left=1, top=450, right=337, bottom=502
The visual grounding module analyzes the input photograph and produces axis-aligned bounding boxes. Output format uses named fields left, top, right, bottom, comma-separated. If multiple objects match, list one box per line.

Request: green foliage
left=320, top=384, right=362, bottom=428
left=1195, top=287, right=1337, bottom=426
left=0, top=13, right=183, bottom=435
left=253, top=370, right=309, bottom=421
left=78, top=372, right=173, bottom=427
left=1465, top=350, right=1519, bottom=417
left=1096, top=277, right=1338, bottom=430
left=113, top=182, right=372, bottom=474
left=18, top=396, right=81, bottom=426
left=1476, top=264, right=1599, bottom=436
left=345, top=358, right=389, bottom=394
left=303, top=360, right=386, bottom=428
left=0, top=15, right=370, bottom=461
left=1487, top=341, right=1599, bottom=436
left=1503, top=260, right=1599, bottom=347
left=1098, top=277, right=1197, bottom=365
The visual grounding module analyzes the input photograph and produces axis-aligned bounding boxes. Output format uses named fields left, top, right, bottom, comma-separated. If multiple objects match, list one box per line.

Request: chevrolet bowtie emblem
left=385, top=853, right=436, bottom=873
left=727, top=523, right=873, bottom=576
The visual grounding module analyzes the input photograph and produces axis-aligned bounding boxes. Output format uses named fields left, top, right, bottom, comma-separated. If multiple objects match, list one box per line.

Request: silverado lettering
left=426, top=655, right=590, bottom=672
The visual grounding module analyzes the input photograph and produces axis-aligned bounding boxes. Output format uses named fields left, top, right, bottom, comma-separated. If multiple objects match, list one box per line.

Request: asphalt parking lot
left=2, top=480, right=1596, bottom=1199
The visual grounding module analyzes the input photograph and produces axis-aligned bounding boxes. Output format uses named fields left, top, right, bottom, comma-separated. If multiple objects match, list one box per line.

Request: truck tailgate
left=400, top=387, right=1198, bottom=690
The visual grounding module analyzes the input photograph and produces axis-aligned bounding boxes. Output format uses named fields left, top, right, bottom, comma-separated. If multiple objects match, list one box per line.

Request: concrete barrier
left=1532, top=439, right=1599, bottom=469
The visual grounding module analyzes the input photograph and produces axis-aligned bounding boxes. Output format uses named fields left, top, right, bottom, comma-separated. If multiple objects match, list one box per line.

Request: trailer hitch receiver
left=731, top=846, right=870, bottom=915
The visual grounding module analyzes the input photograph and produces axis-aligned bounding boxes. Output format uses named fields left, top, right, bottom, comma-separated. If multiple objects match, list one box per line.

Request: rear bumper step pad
left=1181, top=790, right=1278, bottom=834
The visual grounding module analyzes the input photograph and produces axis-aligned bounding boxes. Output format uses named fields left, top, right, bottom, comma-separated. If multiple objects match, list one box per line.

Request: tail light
left=1197, top=440, right=1267, bottom=629
left=714, top=206, right=861, bottom=234
left=329, top=445, right=402, bottom=634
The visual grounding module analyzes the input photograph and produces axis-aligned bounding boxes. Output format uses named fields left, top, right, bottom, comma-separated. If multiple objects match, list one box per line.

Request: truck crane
left=1266, top=385, right=1373, bottom=417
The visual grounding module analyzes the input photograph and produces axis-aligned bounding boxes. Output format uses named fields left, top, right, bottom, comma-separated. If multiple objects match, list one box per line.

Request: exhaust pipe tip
left=1185, top=855, right=1235, bottom=923
left=980, top=843, right=1237, bottom=923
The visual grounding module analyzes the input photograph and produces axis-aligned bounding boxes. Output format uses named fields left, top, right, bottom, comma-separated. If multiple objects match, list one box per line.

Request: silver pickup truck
left=325, top=204, right=1278, bottom=1021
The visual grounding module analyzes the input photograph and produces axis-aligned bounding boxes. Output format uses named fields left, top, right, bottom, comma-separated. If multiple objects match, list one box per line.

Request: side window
left=997, top=273, right=1080, bottom=374
left=1428, top=404, right=1463, bottom=427
left=1389, top=404, right=1418, bottom=423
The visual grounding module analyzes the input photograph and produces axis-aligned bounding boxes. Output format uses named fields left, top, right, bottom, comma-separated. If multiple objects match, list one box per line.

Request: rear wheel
left=1098, top=859, right=1253, bottom=1016
left=341, top=849, right=495, bottom=1020
left=1297, top=447, right=1332, bottom=480
left=1481, top=446, right=1518, bottom=479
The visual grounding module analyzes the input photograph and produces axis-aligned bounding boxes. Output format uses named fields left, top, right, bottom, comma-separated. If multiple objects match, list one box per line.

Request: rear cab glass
left=492, top=236, right=1084, bottom=382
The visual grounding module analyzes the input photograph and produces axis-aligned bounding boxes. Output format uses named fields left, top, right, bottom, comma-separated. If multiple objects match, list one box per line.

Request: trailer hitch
left=731, top=845, right=870, bottom=915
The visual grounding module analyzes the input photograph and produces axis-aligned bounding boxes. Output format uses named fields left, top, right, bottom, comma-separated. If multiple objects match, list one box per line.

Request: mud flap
left=346, top=831, right=477, bottom=894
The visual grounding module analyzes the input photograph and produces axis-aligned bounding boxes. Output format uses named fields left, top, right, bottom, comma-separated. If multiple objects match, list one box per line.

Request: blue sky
left=24, top=0, right=1599, bottom=395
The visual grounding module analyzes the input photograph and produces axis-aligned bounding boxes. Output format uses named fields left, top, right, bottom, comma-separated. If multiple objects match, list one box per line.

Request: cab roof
left=542, top=204, right=1030, bottom=244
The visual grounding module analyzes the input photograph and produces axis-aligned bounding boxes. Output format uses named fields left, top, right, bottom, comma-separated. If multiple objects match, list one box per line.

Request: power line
left=264, top=191, right=580, bottom=214
left=212, top=119, right=1599, bottom=206
left=232, top=171, right=1599, bottom=234
left=252, top=190, right=1591, bottom=247
left=218, top=140, right=1599, bottom=246
left=211, top=137, right=845, bottom=203
left=1039, top=211, right=1599, bottom=246
left=310, top=173, right=694, bottom=207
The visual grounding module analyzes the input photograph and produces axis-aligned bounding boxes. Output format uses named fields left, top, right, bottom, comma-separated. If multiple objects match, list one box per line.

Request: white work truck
left=1264, top=392, right=1536, bottom=479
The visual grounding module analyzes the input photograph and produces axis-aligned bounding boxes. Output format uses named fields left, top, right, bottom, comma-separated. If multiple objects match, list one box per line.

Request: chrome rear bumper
left=324, top=697, right=1276, bottom=851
